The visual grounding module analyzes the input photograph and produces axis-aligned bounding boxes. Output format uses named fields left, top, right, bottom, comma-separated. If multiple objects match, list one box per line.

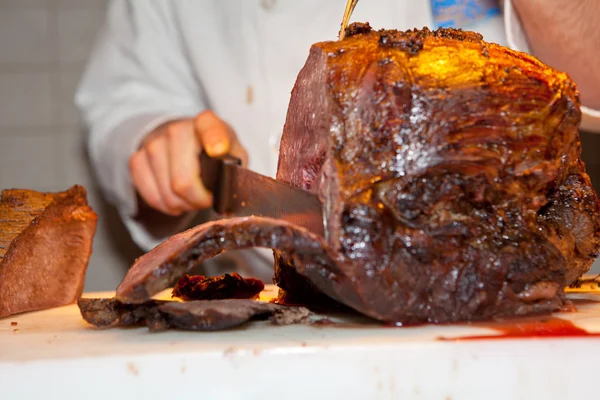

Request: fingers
left=167, top=120, right=213, bottom=209
left=129, top=150, right=166, bottom=214
left=194, top=111, right=231, bottom=157
left=144, top=134, right=191, bottom=216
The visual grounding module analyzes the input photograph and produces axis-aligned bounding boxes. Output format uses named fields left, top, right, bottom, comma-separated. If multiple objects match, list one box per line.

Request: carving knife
left=200, top=152, right=325, bottom=237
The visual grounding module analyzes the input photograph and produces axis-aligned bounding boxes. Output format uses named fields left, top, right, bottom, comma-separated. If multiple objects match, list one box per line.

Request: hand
left=129, top=110, right=248, bottom=216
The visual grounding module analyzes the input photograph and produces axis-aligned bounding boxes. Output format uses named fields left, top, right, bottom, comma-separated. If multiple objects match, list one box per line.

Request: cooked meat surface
left=78, top=297, right=312, bottom=331
left=113, top=25, right=600, bottom=324
left=274, top=24, right=600, bottom=322
left=172, top=273, right=265, bottom=301
left=0, top=185, right=97, bottom=318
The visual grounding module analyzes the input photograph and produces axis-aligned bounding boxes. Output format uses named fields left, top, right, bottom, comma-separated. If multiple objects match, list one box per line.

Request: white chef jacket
left=75, top=0, right=600, bottom=277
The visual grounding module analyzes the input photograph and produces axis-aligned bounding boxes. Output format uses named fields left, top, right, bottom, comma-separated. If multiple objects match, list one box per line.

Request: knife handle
left=200, top=152, right=242, bottom=215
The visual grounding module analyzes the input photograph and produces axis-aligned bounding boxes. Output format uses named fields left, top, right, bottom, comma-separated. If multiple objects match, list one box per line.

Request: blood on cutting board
left=438, top=317, right=600, bottom=341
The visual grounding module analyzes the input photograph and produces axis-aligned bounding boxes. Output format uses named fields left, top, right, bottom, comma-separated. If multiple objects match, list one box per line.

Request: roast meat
left=0, top=185, right=97, bottom=317
left=274, top=24, right=600, bottom=322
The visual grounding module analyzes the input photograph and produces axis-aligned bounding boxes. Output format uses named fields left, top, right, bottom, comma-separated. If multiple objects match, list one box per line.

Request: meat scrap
left=112, top=25, right=600, bottom=325
left=78, top=298, right=312, bottom=332
left=172, top=273, right=265, bottom=301
left=0, top=185, right=97, bottom=318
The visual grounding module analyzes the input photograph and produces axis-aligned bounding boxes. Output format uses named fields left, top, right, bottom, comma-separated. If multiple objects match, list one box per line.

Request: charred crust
left=346, top=24, right=485, bottom=43
left=341, top=24, right=488, bottom=57
left=344, top=22, right=372, bottom=38
left=379, top=30, right=424, bottom=54
left=481, top=44, right=490, bottom=58
left=428, top=27, right=483, bottom=42
left=376, top=26, right=484, bottom=54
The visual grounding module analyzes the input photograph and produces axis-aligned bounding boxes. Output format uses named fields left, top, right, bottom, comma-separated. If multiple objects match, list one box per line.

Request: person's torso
left=170, top=0, right=506, bottom=178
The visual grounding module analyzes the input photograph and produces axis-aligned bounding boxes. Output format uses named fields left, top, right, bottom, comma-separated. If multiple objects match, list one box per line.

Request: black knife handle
left=200, top=152, right=242, bottom=215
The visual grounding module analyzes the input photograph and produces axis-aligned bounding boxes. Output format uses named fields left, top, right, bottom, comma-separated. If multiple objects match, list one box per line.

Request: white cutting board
left=1, top=284, right=600, bottom=400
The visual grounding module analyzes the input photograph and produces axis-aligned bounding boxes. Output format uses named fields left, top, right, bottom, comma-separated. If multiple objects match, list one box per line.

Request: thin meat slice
left=0, top=186, right=97, bottom=318
left=78, top=297, right=312, bottom=331
left=116, top=217, right=343, bottom=304
left=172, top=273, right=265, bottom=301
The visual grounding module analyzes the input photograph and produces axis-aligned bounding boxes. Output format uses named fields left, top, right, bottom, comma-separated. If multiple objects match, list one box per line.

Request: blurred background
left=1, top=0, right=598, bottom=291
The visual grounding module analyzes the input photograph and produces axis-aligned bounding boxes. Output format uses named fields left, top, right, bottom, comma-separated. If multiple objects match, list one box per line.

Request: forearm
left=511, top=0, right=600, bottom=109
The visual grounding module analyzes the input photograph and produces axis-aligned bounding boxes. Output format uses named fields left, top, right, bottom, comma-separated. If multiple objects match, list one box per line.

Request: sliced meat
left=0, top=185, right=97, bottom=318
left=78, top=297, right=312, bottom=331
left=172, top=273, right=265, bottom=301
left=116, top=217, right=343, bottom=304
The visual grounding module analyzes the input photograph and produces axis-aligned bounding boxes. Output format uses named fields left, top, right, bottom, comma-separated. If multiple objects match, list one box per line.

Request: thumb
left=194, top=110, right=231, bottom=157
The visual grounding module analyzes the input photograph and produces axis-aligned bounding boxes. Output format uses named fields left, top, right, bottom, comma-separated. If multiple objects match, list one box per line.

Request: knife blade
left=200, top=152, right=325, bottom=237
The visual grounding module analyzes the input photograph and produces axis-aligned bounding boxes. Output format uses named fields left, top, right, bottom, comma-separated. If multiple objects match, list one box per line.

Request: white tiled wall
left=0, top=0, right=142, bottom=291
left=0, top=0, right=597, bottom=293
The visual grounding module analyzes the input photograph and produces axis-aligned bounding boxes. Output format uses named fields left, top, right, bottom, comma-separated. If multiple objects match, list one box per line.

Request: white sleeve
left=504, top=0, right=600, bottom=133
left=75, top=0, right=204, bottom=251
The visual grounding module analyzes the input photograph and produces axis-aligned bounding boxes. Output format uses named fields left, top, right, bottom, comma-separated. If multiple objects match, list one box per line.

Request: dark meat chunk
left=78, top=297, right=312, bottom=331
left=0, top=185, right=97, bottom=318
left=538, top=165, right=600, bottom=283
left=172, top=273, right=265, bottom=301
left=274, top=24, right=600, bottom=322
left=110, top=25, right=600, bottom=325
